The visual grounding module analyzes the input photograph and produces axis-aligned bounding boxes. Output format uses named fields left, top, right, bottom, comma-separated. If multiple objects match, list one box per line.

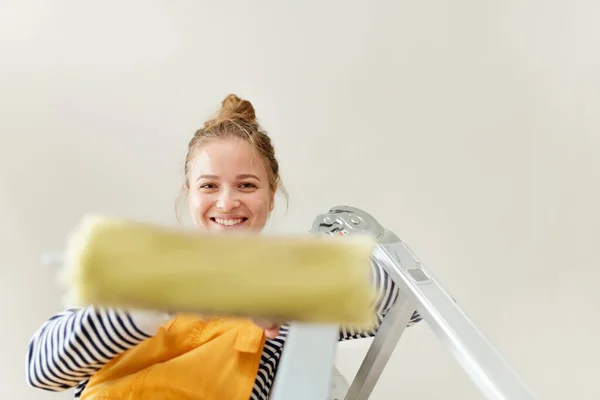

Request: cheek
left=188, top=192, right=211, bottom=220
left=246, top=194, right=271, bottom=220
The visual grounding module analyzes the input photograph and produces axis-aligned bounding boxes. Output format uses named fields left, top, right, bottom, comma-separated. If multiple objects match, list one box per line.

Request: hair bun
left=205, top=94, right=256, bottom=127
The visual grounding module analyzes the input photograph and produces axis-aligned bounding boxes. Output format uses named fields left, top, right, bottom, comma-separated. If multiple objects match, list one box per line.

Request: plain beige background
left=1, top=1, right=598, bottom=399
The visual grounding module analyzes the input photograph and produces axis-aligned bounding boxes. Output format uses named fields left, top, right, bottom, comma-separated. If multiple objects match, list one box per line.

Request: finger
left=264, top=327, right=280, bottom=339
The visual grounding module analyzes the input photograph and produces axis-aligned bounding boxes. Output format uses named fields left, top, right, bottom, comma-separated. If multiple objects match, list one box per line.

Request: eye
left=239, top=182, right=257, bottom=189
left=199, top=183, right=217, bottom=191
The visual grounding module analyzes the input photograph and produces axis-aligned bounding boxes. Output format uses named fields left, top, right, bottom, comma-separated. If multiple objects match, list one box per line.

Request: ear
left=269, top=191, right=275, bottom=211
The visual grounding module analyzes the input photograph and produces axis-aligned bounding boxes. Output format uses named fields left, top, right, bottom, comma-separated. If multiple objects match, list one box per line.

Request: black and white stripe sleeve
left=25, top=306, right=170, bottom=391
left=339, top=260, right=422, bottom=341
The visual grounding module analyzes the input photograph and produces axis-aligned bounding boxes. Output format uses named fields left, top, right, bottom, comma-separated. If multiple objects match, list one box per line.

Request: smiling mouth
left=209, top=217, right=248, bottom=227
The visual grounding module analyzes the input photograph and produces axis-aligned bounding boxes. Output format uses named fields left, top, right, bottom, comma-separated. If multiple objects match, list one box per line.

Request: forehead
left=189, top=138, right=268, bottom=178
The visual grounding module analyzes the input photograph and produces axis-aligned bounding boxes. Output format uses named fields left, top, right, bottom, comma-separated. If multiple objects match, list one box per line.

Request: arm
left=25, top=305, right=172, bottom=391
left=339, top=260, right=422, bottom=341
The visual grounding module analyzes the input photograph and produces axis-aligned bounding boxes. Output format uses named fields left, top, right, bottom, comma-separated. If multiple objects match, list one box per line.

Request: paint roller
left=57, top=214, right=378, bottom=326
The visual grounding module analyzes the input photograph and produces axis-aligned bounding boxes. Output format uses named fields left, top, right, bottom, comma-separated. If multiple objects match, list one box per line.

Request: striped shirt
left=25, top=260, right=422, bottom=399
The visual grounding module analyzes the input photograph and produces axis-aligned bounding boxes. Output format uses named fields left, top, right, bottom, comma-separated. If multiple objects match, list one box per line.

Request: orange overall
left=80, top=315, right=267, bottom=400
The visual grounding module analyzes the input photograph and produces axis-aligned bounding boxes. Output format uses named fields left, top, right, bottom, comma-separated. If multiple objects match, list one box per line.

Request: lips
left=210, top=217, right=248, bottom=227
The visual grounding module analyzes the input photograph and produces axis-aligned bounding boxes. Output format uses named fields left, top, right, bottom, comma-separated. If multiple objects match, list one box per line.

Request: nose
left=216, top=190, right=241, bottom=211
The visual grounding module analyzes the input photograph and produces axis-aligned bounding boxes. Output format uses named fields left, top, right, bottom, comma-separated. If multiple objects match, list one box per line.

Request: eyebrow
left=237, top=174, right=261, bottom=181
left=197, top=175, right=218, bottom=181
left=196, top=174, right=262, bottom=182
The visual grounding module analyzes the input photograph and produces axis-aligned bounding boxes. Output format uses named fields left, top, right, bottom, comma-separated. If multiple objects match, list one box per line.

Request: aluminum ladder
left=270, top=205, right=538, bottom=400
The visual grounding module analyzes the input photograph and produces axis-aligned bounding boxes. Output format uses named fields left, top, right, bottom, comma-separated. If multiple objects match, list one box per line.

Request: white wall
left=1, top=1, right=598, bottom=399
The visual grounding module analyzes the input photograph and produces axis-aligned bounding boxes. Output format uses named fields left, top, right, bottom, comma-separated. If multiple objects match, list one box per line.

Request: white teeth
left=214, top=218, right=244, bottom=226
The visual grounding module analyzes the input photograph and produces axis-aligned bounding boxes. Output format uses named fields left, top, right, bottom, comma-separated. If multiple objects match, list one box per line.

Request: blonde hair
left=176, top=94, right=288, bottom=221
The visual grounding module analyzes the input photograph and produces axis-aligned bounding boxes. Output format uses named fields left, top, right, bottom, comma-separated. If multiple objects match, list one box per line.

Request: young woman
left=25, top=94, right=422, bottom=400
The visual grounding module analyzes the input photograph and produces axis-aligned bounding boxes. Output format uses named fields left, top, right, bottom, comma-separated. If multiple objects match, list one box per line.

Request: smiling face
left=186, top=138, right=274, bottom=233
